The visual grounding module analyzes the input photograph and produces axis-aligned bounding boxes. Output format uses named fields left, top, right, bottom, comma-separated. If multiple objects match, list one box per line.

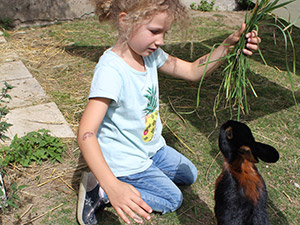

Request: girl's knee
left=189, top=164, right=198, bottom=184
left=165, top=188, right=183, bottom=213
left=177, top=163, right=198, bottom=185
left=173, top=191, right=183, bottom=211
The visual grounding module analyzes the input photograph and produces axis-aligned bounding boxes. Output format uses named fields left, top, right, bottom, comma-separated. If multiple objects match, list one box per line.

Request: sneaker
left=77, top=172, right=107, bottom=225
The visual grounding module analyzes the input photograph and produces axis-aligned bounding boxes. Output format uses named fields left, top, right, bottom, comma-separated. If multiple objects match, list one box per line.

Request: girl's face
left=127, top=12, right=173, bottom=57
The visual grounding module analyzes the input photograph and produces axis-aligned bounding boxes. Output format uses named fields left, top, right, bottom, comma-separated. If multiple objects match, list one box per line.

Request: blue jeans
left=116, top=145, right=198, bottom=214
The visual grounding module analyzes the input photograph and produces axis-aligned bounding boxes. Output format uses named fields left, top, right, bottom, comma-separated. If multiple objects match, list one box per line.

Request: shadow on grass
left=66, top=31, right=299, bottom=223
left=177, top=186, right=216, bottom=225
left=64, top=45, right=110, bottom=63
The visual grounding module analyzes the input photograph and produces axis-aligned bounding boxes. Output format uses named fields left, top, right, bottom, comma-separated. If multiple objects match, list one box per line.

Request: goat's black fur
left=214, top=120, right=279, bottom=225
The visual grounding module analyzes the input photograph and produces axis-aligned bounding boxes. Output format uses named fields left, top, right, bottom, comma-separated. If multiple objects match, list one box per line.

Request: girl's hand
left=106, top=180, right=152, bottom=224
left=223, top=23, right=261, bottom=56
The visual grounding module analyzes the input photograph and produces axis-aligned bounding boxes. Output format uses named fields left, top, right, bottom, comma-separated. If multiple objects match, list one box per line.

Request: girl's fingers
left=123, top=204, right=143, bottom=224
left=116, top=205, right=144, bottom=224
left=246, top=30, right=261, bottom=44
left=242, top=48, right=253, bottom=56
left=129, top=185, right=152, bottom=214
left=115, top=207, right=132, bottom=224
left=243, top=28, right=261, bottom=55
left=113, top=194, right=152, bottom=224
left=246, top=30, right=258, bottom=38
left=247, top=36, right=261, bottom=44
left=133, top=214, right=144, bottom=224
left=246, top=43, right=258, bottom=51
left=120, top=202, right=150, bottom=224
left=238, top=23, right=246, bottom=37
left=130, top=197, right=152, bottom=220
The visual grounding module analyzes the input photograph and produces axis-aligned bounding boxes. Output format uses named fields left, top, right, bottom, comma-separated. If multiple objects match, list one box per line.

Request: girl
left=77, top=0, right=261, bottom=224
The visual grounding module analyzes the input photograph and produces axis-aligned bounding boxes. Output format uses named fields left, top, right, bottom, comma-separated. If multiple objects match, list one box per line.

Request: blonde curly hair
left=92, top=0, right=190, bottom=42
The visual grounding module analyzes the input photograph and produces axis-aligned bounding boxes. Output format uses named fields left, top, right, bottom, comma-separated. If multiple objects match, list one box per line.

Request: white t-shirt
left=89, top=47, right=168, bottom=177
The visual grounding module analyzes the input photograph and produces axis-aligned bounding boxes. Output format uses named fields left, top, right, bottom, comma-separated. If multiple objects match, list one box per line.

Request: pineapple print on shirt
left=142, top=85, right=159, bottom=142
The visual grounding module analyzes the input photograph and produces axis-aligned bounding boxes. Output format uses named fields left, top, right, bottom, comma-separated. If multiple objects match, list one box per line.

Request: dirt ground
left=0, top=11, right=246, bottom=225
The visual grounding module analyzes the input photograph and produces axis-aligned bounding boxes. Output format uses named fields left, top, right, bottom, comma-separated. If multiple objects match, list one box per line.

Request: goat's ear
left=254, top=142, right=279, bottom=163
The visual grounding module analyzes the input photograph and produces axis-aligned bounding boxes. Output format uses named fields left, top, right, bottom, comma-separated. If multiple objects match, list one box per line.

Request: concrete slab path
left=0, top=35, right=75, bottom=145
left=5, top=102, right=75, bottom=139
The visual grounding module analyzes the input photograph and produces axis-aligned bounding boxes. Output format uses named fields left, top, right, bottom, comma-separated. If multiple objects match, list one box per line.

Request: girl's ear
left=118, top=12, right=128, bottom=29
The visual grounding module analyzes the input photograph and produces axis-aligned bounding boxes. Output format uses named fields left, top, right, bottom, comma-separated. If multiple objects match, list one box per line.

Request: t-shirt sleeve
left=89, top=64, right=122, bottom=104
left=154, top=47, right=169, bottom=68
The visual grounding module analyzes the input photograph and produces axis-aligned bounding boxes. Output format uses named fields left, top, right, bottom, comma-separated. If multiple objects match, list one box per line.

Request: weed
left=0, top=82, right=13, bottom=209
left=0, top=17, right=14, bottom=30
left=0, top=82, right=13, bottom=141
left=0, top=129, right=65, bottom=167
left=0, top=182, right=28, bottom=210
left=190, top=0, right=215, bottom=12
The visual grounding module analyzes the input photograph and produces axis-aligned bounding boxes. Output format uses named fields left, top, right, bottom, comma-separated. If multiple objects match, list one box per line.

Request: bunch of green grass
left=196, top=0, right=299, bottom=120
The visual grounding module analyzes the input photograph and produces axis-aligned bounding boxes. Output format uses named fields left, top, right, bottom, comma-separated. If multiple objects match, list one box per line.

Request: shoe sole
left=77, top=171, right=89, bottom=225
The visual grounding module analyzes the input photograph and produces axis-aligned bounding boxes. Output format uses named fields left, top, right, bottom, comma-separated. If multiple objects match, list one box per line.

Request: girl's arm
left=159, top=23, right=260, bottom=81
left=77, top=97, right=152, bottom=224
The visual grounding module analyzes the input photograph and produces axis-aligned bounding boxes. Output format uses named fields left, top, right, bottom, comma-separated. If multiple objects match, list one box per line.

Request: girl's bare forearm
left=191, top=44, right=229, bottom=81
left=77, top=130, right=118, bottom=191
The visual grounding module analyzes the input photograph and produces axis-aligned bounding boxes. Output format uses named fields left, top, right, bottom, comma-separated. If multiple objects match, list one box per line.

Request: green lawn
left=2, top=11, right=300, bottom=224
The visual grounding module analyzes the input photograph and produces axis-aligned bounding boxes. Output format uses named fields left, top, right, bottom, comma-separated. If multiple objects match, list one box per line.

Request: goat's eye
left=225, top=127, right=233, bottom=139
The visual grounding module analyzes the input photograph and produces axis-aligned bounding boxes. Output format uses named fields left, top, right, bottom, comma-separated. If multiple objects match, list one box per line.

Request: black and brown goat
left=214, top=120, right=279, bottom=225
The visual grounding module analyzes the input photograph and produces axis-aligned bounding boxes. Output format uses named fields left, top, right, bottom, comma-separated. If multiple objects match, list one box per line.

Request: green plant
left=0, top=182, right=28, bottom=210
left=0, top=17, right=14, bottom=30
left=0, top=82, right=13, bottom=211
left=0, top=129, right=65, bottom=167
left=190, top=0, right=215, bottom=12
left=0, top=82, right=13, bottom=141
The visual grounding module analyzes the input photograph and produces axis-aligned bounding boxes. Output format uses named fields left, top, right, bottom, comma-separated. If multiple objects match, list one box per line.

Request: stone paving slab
left=0, top=36, right=6, bottom=43
left=0, top=35, right=75, bottom=143
left=0, top=60, right=32, bottom=81
left=0, top=77, right=48, bottom=109
left=0, top=52, right=19, bottom=63
left=4, top=102, right=75, bottom=140
left=0, top=50, right=19, bottom=63
left=0, top=37, right=19, bottom=62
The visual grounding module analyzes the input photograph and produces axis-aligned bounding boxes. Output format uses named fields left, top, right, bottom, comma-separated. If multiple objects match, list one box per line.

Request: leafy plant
left=0, top=82, right=13, bottom=210
left=196, top=0, right=299, bottom=120
left=190, top=0, right=215, bottom=12
left=0, top=129, right=65, bottom=167
left=0, top=17, right=14, bottom=30
left=0, top=82, right=13, bottom=141
left=0, top=182, right=28, bottom=210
